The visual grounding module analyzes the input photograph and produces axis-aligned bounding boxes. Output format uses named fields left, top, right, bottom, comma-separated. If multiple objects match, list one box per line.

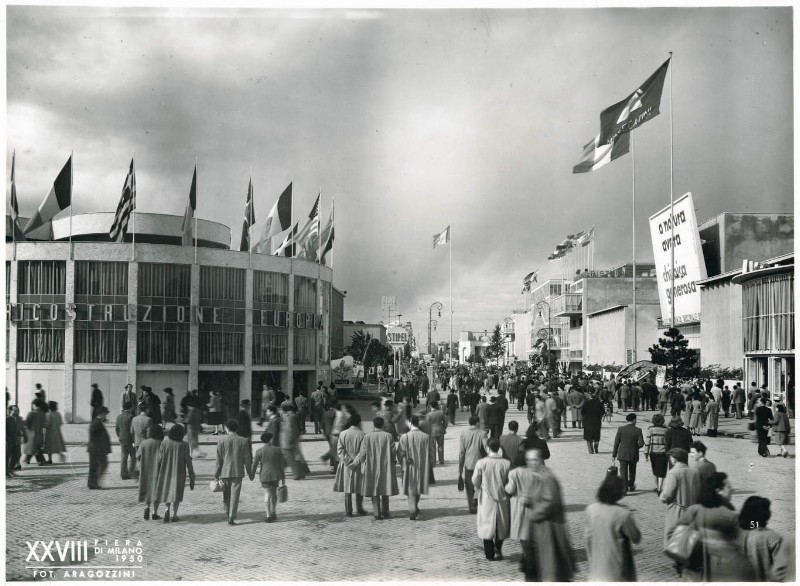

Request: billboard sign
left=387, top=326, right=409, bottom=347
left=648, top=192, right=708, bottom=327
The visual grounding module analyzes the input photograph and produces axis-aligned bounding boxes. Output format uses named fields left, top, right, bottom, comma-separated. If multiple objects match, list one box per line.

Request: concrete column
left=63, top=259, right=75, bottom=422
left=189, top=264, right=200, bottom=391
left=242, top=267, right=253, bottom=405
left=126, top=261, right=138, bottom=388
left=7, top=258, right=18, bottom=404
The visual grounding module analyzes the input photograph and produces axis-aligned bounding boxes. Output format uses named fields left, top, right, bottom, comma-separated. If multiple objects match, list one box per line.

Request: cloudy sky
left=6, top=5, right=794, bottom=344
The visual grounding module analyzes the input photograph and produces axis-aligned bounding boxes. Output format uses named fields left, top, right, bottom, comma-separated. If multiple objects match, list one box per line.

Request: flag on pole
left=521, top=270, right=538, bottom=294
left=9, top=151, right=24, bottom=241
left=433, top=225, right=450, bottom=248
left=108, top=159, right=136, bottom=242
left=579, top=225, right=595, bottom=247
left=23, top=156, right=72, bottom=236
left=573, top=131, right=630, bottom=173
left=274, top=224, right=298, bottom=257
left=181, top=165, right=197, bottom=246
left=320, top=202, right=335, bottom=266
left=239, top=178, right=255, bottom=251
left=295, top=194, right=320, bottom=260
left=598, top=57, right=671, bottom=146
left=256, top=182, right=292, bottom=246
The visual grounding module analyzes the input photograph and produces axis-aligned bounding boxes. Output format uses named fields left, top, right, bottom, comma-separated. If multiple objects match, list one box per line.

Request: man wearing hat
left=612, top=413, right=644, bottom=492
left=659, top=447, right=700, bottom=548
left=237, top=399, right=253, bottom=455
left=87, top=406, right=112, bottom=489
left=90, top=383, right=105, bottom=420
left=664, top=416, right=693, bottom=467
left=121, top=383, right=136, bottom=413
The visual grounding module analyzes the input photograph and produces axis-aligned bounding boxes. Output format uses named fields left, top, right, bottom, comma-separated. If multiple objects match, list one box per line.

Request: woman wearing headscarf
left=585, top=474, right=641, bottom=581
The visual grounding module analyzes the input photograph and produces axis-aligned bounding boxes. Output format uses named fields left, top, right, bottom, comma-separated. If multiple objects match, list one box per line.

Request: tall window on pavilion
left=199, top=266, right=245, bottom=365
left=137, top=263, right=191, bottom=364
left=17, top=261, right=66, bottom=362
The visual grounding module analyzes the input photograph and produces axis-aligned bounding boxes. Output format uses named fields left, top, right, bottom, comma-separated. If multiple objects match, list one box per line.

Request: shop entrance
left=198, top=371, right=240, bottom=421
left=293, top=371, right=311, bottom=399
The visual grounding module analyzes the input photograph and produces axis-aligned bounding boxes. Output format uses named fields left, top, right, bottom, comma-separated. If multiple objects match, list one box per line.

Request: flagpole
left=131, top=151, right=136, bottom=261
left=449, top=223, right=453, bottom=367
left=12, top=150, right=16, bottom=261
left=249, top=171, right=253, bottom=269
left=69, top=150, right=74, bottom=260
left=194, top=158, right=198, bottom=265
left=669, top=51, right=675, bottom=332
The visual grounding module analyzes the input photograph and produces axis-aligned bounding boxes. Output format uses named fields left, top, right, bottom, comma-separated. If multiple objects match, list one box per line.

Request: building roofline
left=586, top=304, right=628, bottom=318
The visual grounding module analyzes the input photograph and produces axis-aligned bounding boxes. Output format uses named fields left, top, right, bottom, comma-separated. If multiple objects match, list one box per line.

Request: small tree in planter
left=648, top=327, right=700, bottom=386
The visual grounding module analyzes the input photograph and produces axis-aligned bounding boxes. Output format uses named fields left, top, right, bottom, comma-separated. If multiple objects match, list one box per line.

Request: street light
left=503, top=316, right=514, bottom=366
left=428, top=301, right=443, bottom=355
left=536, top=300, right=554, bottom=377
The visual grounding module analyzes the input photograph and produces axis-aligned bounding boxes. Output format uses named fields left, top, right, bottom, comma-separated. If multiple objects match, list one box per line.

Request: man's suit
left=425, top=408, right=447, bottom=465
left=215, top=434, right=253, bottom=522
left=498, top=433, right=524, bottom=467
left=612, top=422, right=645, bottom=491
left=458, top=427, right=486, bottom=513
left=486, top=402, right=503, bottom=439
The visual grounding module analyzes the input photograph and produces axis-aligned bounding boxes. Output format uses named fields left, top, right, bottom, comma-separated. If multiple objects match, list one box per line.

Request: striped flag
left=579, top=225, right=595, bottom=247
left=23, top=155, right=72, bottom=236
left=181, top=166, right=197, bottom=246
left=320, top=201, right=334, bottom=266
left=239, top=178, right=255, bottom=251
left=295, top=194, right=320, bottom=260
left=253, top=181, right=292, bottom=254
left=573, top=132, right=630, bottom=173
left=433, top=225, right=450, bottom=248
left=109, top=159, right=136, bottom=242
left=273, top=224, right=298, bottom=257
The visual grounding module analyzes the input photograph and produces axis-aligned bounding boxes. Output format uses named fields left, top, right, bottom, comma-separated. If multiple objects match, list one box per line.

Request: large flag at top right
left=598, top=57, right=670, bottom=147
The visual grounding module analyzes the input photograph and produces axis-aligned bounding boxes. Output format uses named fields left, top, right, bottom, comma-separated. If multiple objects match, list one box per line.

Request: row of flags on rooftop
left=8, top=154, right=335, bottom=265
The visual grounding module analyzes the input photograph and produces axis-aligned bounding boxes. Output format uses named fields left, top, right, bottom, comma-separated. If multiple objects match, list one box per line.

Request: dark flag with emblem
left=239, top=178, right=255, bottom=252
left=320, top=202, right=334, bottom=266
left=181, top=165, right=197, bottom=246
left=109, top=159, right=136, bottom=242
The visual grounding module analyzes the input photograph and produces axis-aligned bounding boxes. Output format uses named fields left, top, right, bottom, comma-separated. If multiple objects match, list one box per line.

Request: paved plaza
left=6, top=400, right=795, bottom=582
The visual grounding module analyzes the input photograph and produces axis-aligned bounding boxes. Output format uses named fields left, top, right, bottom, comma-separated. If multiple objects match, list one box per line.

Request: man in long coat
left=472, top=437, right=512, bottom=561
left=23, top=400, right=47, bottom=465
left=397, top=415, right=430, bottom=520
left=333, top=413, right=366, bottom=517
left=513, top=447, right=575, bottom=581
left=115, top=405, right=137, bottom=479
left=425, top=401, right=447, bottom=465
left=475, top=396, right=490, bottom=431
left=567, top=386, right=586, bottom=429
left=352, top=416, right=398, bottom=520
left=660, top=447, right=700, bottom=548
left=279, top=403, right=306, bottom=480
left=87, top=407, right=112, bottom=489
left=581, top=392, right=604, bottom=454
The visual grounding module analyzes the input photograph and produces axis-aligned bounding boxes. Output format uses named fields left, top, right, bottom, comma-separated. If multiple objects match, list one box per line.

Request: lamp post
left=503, top=316, right=514, bottom=367
left=536, top=300, right=554, bottom=377
left=428, top=301, right=443, bottom=356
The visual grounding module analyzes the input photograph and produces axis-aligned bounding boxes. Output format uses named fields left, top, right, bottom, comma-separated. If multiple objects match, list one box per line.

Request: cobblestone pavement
left=6, top=402, right=795, bottom=581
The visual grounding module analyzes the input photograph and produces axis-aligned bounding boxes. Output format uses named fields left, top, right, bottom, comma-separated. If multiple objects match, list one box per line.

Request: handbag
left=747, top=422, right=756, bottom=431
left=664, top=524, right=702, bottom=569
left=209, top=479, right=223, bottom=493
left=277, top=483, right=288, bottom=503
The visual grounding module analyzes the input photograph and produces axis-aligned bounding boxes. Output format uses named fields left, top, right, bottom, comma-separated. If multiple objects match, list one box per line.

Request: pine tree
left=487, top=323, right=505, bottom=363
left=648, top=327, right=699, bottom=386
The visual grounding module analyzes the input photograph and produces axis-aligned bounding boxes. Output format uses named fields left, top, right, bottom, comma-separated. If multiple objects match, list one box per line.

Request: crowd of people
left=5, top=367, right=795, bottom=581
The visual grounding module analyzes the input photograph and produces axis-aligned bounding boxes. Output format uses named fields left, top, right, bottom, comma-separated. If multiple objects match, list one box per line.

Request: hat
left=91, top=383, right=99, bottom=389
left=96, top=406, right=110, bottom=416
left=625, top=413, right=637, bottom=422
left=241, top=399, right=251, bottom=406
left=667, top=447, right=688, bottom=460
left=669, top=416, right=684, bottom=428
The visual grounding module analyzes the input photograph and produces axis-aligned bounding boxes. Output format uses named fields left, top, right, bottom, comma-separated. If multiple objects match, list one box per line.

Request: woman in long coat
left=43, top=401, right=66, bottom=464
left=504, top=453, right=538, bottom=557
left=154, top=424, right=196, bottom=522
left=137, top=425, right=164, bottom=520
left=687, top=394, right=703, bottom=435
left=585, top=474, right=641, bottom=581
left=472, top=438, right=512, bottom=561
left=23, top=400, right=47, bottom=464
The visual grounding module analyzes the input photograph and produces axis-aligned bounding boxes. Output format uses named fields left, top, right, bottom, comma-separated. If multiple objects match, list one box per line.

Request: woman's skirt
left=650, top=452, right=668, bottom=478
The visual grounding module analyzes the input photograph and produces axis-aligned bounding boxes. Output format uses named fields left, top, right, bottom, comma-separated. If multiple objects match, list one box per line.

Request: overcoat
left=567, top=389, right=585, bottom=422
left=24, top=409, right=46, bottom=456
left=687, top=399, right=703, bottom=428
left=585, top=502, right=641, bottom=581
left=333, top=425, right=365, bottom=493
left=398, top=429, right=430, bottom=496
left=660, top=462, right=700, bottom=547
left=154, top=438, right=195, bottom=504
left=353, top=429, right=398, bottom=497
left=504, top=465, right=537, bottom=539
left=472, top=453, right=511, bottom=540
left=137, top=437, right=163, bottom=504
left=43, top=410, right=66, bottom=454
left=581, top=397, right=604, bottom=441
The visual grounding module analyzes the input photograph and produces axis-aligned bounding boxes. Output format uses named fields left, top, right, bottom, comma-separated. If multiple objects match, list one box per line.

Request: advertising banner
left=648, top=192, right=708, bottom=327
